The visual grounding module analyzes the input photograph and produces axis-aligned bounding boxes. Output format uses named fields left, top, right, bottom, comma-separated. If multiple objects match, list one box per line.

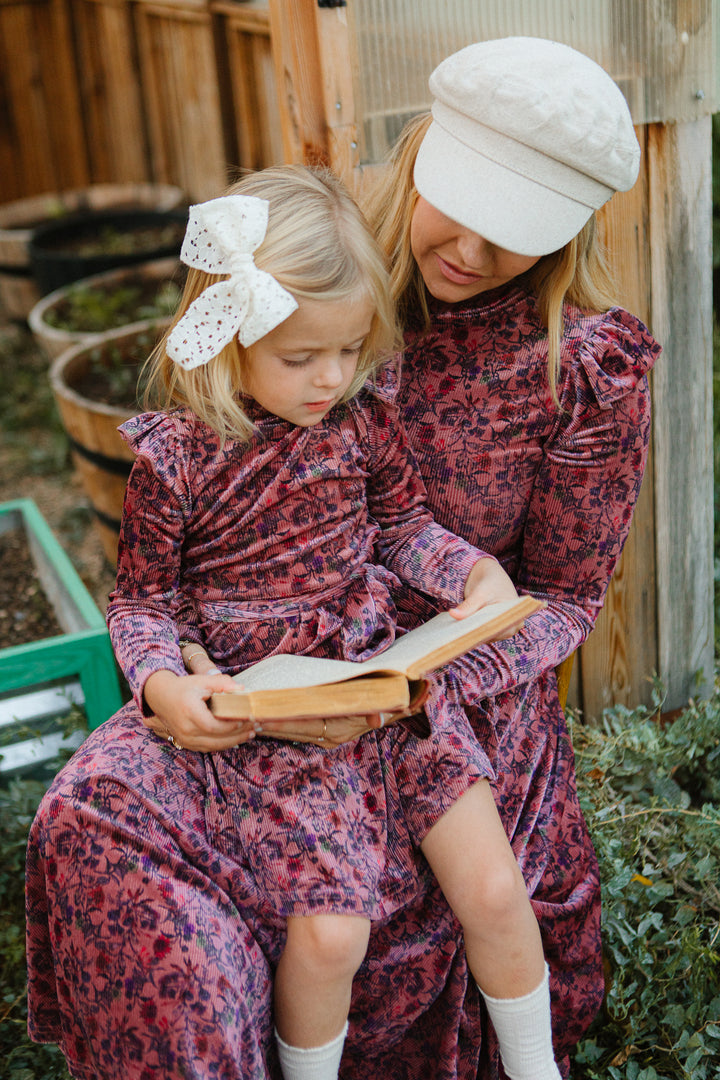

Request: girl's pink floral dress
left=25, top=279, right=660, bottom=1080
left=25, top=388, right=493, bottom=1078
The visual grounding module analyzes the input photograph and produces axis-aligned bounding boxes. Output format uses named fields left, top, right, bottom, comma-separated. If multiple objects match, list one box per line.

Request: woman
left=361, top=36, right=661, bottom=1077
left=26, top=37, right=660, bottom=1080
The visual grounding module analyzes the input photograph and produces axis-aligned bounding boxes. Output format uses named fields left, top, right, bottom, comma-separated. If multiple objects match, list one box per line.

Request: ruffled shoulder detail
left=368, top=355, right=401, bottom=404
left=571, top=307, right=661, bottom=407
left=118, top=409, right=224, bottom=496
left=119, top=408, right=211, bottom=456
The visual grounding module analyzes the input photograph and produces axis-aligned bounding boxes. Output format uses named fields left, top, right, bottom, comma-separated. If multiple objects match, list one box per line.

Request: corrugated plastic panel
left=348, top=0, right=719, bottom=163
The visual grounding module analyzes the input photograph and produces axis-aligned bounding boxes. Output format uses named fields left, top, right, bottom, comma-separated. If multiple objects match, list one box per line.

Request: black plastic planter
left=29, top=207, right=188, bottom=295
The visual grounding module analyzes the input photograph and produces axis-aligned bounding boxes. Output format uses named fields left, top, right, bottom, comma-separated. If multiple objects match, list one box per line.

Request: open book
left=209, top=595, right=544, bottom=722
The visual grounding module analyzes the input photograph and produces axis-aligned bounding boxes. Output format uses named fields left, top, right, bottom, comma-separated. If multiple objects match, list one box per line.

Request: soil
left=37, top=220, right=186, bottom=258
left=0, top=527, right=64, bottom=646
left=43, top=277, right=181, bottom=334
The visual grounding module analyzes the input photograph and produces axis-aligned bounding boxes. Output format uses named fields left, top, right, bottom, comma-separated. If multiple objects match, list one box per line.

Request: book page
left=358, top=596, right=543, bottom=678
left=231, top=596, right=543, bottom=690
left=233, top=652, right=381, bottom=692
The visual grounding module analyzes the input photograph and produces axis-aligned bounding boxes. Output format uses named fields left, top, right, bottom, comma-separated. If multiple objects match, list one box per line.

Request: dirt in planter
left=0, top=528, right=64, bottom=648
left=41, top=221, right=186, bottom=258
left=43, top=278, right=182, bottom=335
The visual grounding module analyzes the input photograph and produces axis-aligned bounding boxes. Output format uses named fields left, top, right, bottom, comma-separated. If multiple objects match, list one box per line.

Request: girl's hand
left=176, top=645, right=398, bottom=747
left=143, top=668, right=258, bottom=752
left=449, top=556, right=519, bottom=620
left=180, top=641, right=223, bottom=676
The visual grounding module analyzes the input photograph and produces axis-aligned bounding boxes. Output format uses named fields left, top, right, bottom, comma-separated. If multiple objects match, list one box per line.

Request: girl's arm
left=107, top=456, right=254, bottom=747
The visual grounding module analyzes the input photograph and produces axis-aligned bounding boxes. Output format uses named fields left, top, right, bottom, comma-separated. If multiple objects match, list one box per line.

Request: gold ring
left=167, top=734, right=185, bottom=751
left=318, top=718, right=327, bottom=743
left=184, top=650, right=206, bottom=666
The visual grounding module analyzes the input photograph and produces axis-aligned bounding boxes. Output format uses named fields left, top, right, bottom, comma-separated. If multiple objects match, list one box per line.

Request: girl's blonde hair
left=363, top=113, right=618, bottom=403
left=145, top=165, right=399, bottom=441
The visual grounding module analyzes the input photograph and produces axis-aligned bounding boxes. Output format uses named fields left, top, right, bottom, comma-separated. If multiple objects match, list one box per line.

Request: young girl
left=104, top=165, right=560, bottom=1080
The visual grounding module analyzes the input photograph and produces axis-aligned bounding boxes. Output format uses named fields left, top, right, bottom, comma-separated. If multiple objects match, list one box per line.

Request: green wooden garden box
left=0, top=499, right=123, bottom=776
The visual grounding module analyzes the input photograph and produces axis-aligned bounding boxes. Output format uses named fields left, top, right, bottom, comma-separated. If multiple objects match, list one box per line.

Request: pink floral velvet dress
left=25, top=280, right=661, bottom=1080
left=25, top=389, right=493, bottom=1078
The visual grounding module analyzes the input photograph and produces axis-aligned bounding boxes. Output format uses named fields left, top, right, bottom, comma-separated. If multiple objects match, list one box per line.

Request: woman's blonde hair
left=144, top=165, right=399, bottom=441
left=363, top=113, right=618, bottom=403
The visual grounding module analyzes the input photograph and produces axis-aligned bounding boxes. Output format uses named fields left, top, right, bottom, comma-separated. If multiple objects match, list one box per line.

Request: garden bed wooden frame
left=0, top=498, right=123, bottom=732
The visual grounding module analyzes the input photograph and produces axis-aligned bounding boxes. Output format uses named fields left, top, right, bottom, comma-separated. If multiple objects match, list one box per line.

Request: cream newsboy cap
left=413, top=37, right=640, bottom=256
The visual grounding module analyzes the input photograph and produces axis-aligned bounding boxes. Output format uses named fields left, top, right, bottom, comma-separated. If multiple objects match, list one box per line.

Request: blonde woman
left=358, top=35, right=662, bottom=1080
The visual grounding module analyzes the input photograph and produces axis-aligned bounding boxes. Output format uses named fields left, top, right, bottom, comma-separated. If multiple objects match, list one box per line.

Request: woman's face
left=410, top=196, right=541, bottom=303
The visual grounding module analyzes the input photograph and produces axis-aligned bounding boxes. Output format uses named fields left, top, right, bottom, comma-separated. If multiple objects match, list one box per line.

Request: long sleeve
left=106, top=453, right=189, bottom=708
left=397, top=299, right=661, bottom=704
left=362, top=394, right=491, bottom=605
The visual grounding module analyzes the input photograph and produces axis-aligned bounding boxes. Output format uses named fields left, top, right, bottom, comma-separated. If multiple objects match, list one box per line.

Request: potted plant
left=49, top=320, right=171, bottom=566
left=28, top=257, right=184, bottom=360
left=29, top=206, right=188, bottom=296
left=0, top=182, right=185, bottom=319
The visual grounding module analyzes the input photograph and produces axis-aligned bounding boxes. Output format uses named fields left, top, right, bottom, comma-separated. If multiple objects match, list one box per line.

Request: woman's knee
left=285, top=914, right=371, bottom=977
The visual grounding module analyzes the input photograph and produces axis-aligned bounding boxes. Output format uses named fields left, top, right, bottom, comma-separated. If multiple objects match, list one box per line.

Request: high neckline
left=425, top=276, right=530, bottom=320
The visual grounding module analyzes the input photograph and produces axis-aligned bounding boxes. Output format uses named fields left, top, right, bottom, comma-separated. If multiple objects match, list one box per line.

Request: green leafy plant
left=569, top=682, right=720, bottom=1079
left=43, top=278, right=181, bottom=334
left=0, top=706, right=85, bottom=1079
left=69, top=328, right=161, bottom=409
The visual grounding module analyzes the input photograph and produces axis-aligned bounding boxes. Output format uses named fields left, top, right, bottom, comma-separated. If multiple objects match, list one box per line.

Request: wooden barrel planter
left=28, top=257, right=184, bottom=360
left=0, top=183, right=185, bottom=319
left=29, top=207, right=188, bottom=297
left=49, top=320, right=171, bottom=566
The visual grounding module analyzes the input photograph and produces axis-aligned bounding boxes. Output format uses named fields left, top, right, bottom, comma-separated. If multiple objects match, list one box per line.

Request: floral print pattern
left=26, top=282, right=661, bottom=1079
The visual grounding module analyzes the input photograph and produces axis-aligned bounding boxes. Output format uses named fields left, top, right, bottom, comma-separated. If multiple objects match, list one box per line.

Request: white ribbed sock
left=479, top=964, right=562, bottom=1080
left=275, top=1022, right=349, bottom=1080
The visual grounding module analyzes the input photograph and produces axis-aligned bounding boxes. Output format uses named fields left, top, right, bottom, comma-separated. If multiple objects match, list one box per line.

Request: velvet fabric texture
left=25, top=281, right=661, bottom=1078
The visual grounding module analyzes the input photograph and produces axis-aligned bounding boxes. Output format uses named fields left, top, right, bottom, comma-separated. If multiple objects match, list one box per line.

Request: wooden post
left=578, top=127, right=659, bottom=716
left=647, top=117, right=715, bottom=709
left=267, top=0, right=328, bottom=167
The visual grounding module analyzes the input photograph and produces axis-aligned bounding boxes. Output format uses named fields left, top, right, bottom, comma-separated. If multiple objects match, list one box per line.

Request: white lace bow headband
left=167, top=194, right=298, bottom=369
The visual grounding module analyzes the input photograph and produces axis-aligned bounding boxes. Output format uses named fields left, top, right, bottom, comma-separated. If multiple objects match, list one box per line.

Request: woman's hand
left=449, top=556, right=519, bottom=620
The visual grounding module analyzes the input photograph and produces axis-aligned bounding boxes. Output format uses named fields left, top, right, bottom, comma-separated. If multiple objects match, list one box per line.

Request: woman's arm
left=441, top=359, right=654, bottom=704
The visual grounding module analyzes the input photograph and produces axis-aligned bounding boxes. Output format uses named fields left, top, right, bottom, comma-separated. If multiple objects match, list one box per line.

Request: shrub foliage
left=570, top=681, right=720, bottom=1080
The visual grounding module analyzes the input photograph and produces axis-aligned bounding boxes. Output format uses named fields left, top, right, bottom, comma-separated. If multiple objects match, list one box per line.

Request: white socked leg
left=275, top=1022, right=349, bottom=1080
left=479, top=963, right=561, bottom=1080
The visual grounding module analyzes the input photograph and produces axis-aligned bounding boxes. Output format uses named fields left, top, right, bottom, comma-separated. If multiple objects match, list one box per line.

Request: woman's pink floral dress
left=25, top=280, right=660, bottom=1080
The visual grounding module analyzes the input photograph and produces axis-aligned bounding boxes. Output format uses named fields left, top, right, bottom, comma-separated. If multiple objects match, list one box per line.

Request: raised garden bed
left=0, top=499, right=123, bottom=762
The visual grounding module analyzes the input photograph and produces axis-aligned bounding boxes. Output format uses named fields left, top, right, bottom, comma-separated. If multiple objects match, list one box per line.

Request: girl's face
left=410, top=196, right=541, bottom=303
left=244, top=293, right=374, bottom=427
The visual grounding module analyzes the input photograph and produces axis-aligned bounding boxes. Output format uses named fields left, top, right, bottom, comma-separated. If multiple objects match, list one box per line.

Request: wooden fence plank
left=133, top=0, right=229, bottom=200
left=647, top=117, right=714, bottom=710
left=70, top=0, right=150, bottom=183
left=212, top=0, right=284, bottom=175
left=0, top=0, right=88, bottom=200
